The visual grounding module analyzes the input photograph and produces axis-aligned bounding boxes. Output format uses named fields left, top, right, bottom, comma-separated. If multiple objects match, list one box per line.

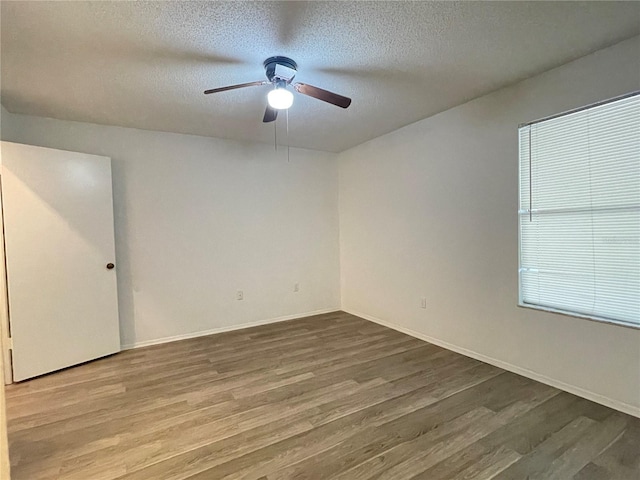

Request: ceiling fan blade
left=293, top=82, right=351, bottom=108
left=263, top=105, right=278, bottom=123
left=204, top=80, right=267, bottom=95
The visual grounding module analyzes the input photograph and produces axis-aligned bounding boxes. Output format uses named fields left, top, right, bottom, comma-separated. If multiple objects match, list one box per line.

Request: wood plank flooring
left=4, top=311, right=640, bottom=479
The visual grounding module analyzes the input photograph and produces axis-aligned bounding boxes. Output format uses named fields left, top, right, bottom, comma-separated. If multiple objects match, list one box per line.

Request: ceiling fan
left=204, top=56, right=352, bottom=123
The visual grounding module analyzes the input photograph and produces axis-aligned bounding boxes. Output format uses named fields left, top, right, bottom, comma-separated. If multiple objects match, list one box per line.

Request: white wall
left=0, top=110, right=341, bottom=347
left=339, top=36, right=640, bottom=415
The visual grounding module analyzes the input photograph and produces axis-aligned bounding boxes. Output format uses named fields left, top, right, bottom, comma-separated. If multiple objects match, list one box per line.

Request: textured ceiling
left=1, top=1, right=639, bottom=153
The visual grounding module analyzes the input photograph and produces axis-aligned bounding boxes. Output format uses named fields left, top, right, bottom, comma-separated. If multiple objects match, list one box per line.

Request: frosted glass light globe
left=267, top=88, right=294, bottom=110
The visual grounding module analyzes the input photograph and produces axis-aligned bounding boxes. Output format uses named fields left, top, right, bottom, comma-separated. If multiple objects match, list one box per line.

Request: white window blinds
left=519, top=93, right=640, bottom=328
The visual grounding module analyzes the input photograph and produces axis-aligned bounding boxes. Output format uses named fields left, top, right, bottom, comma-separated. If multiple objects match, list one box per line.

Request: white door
left=0, top=142, right=120, bottom=381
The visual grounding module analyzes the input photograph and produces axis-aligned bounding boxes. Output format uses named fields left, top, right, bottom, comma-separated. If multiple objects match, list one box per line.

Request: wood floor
left=4, top=312, right=640, bottom=480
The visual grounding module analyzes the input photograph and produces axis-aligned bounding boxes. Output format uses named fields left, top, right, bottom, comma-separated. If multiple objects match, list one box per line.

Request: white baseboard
left=343, top=308, right=640, bottom=418
left=121, top=308, right=341, bottom=350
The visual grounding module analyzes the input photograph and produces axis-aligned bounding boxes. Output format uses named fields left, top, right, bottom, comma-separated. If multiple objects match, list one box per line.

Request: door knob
left=106, top=263, right=115, bottom=270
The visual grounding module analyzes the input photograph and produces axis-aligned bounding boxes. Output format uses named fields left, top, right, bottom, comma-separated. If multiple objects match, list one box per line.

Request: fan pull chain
left=286, top=109, right=290, bottom=163
left=274, top=120, right=278, bottom=151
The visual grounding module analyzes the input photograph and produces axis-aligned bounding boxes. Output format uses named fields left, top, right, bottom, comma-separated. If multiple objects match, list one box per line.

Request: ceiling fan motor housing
left=264, top=56, right=298, bottom=83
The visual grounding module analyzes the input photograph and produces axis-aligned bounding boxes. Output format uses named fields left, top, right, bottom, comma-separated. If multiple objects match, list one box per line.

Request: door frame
left=0, top=177, right=12, bottom=385
left=0, top=321, right=9, bottom=479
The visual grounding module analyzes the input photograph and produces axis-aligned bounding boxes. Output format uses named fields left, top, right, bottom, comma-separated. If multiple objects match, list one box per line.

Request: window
left=518, top=92, right=640, bottom=328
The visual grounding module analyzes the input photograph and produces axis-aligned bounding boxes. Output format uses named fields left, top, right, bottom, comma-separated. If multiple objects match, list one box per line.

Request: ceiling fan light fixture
left=204, top=56, right=351, bottom=123
left=267, top=87, right=294, bottom=110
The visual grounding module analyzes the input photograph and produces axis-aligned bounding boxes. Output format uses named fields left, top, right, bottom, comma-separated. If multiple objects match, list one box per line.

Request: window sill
left=518, top=303, right=640, bottom=330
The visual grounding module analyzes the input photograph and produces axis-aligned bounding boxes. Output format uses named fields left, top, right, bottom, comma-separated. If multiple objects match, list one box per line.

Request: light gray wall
left=338, top=36, right=640, bottom=415
left=0, top=111, right=341, bottom=347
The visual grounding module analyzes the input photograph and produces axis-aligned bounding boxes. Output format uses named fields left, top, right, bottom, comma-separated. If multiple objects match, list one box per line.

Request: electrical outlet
left=237, top=290, right=244, bottom=301
left=421, top=297, right=427, bottom=309
left=294, top=283, right=299, bottom=292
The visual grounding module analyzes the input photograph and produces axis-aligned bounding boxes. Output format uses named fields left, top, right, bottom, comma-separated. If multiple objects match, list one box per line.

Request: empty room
left=0, top=1, right=639, bottom=479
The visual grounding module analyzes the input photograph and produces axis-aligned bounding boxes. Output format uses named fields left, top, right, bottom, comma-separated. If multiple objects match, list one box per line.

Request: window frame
left=517, top=90, right=640, bottom=330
